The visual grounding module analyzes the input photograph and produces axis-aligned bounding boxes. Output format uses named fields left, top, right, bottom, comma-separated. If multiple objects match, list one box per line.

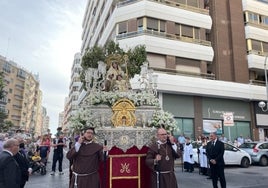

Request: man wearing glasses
left=146, top=127, right=181, bottom=188
left=67, top=127, right=108, bottom=188
left=0, top=138, right=21, bottom=188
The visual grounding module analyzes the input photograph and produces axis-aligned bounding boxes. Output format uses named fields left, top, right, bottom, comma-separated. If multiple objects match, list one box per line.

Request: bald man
left=0, top=138, right=21, bottom=188
left=146, top=128, right=181, bottom=188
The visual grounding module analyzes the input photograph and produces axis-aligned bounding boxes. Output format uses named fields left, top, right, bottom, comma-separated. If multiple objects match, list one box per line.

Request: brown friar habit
left=67, top=142, right=103, bottom=188
left=146, top=142, right=181, bottom=188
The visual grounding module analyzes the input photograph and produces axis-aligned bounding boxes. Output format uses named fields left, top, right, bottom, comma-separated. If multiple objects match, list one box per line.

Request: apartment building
left=77, top=0, right=268, bottom=141
left=63, top=53, right=83, bottom=133
left=0, top=55, right=44, bottom=136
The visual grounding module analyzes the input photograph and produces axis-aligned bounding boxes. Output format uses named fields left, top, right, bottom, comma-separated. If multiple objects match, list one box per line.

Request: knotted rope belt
left=72, top=170, right=97, bottom=188
left=154, top=170, right=172, bottom=174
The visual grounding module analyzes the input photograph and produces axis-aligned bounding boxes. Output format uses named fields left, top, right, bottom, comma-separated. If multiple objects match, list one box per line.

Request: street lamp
left=258, top=55, right=268, bottom=112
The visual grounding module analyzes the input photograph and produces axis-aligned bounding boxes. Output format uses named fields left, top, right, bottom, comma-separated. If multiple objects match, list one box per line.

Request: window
left=262, top=16, right=268, bottom=25
left=175, top=24, right=181, bottom=36
left=177, top=0, right=186, bottom=4
left=137, top=18, right=143, bottom=32
left=181, top=25, right=193, bottom=38
left=17, top=69, right=26, bottom=79
left=147, top=18, right=158, bottom=31
left=146, top=18, right=166, bottom=32
left=160, top=20, right=165, bottom=32
left=173, top=118, right=194, bottom=140
left=251, top=40, right=262, bottom=51
left=263, top=42, right=268, bottom=53
left=187, top=0, right=199, bottom=8
left=3, top=62, right=11, bottom=73
left=248, top=12, right=259, bottom=23
left=118, top=21, right=127, bottom=34
left=194, top=27, right=200, bottom=39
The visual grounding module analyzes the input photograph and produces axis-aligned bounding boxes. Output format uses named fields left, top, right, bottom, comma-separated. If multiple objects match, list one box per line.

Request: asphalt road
left=25, top=150, right=268, bottom=188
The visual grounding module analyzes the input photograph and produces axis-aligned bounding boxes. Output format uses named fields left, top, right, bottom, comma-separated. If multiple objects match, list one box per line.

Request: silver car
left=239, top=142, right=268, bottom=166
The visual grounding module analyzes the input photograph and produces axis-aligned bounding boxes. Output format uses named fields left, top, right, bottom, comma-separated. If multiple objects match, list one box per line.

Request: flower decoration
left=148, top=110, right=177, bottom=133
left=85, top=90, right=160, bottom=107
left=69, top=109, right=101, bottom=133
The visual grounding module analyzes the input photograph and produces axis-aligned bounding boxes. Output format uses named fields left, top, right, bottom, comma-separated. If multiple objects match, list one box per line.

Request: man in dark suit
left=206, top=132, right=226, bottom=188
left=0, top=138, right=21, bottom=188
left=14, top=136, right=32, bottom=188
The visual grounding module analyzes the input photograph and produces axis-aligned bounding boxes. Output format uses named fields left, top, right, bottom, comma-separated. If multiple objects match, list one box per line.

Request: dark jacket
left=14, top=149, right=30, bottom=186
left=206, top=140, right=225, bottom=166
left=0, top=151, right=21, bottom=188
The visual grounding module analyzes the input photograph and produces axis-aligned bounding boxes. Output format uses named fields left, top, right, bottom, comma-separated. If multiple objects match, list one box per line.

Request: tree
left=0, top=72, right=8, bottom=132
left=0, top=120, right=13, bottom=132
left=0, top=72, right=5, bottom=99
left=80, top=41, right=147, bottom=88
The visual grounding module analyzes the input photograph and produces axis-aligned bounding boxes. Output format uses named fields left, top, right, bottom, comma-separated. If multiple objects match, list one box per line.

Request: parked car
left=238, top=142, right=268, bottom=166
left=192, top=141, right=251, bottom=168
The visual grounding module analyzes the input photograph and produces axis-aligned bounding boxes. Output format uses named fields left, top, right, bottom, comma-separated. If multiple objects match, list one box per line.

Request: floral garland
left=69, top=92, right=176, bottom=134
left=148, top=110, right=177, bottom=133
left=85, top=90, right=160, bottom=107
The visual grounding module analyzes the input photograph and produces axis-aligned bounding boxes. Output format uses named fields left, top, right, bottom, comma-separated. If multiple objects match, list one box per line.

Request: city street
left=25, top=149, right=268, bottom=188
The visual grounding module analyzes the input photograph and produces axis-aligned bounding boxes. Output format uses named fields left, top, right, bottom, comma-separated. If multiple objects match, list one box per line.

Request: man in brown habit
left=67, top=127, right=108, bottom=188
left=146, top=127, right=181, bottom=188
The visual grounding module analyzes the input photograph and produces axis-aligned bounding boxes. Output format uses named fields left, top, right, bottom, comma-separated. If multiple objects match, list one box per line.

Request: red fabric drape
left=99, top=145, right=151, bottom=188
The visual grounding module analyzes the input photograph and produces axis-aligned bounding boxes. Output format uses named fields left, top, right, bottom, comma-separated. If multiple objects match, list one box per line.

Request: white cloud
left=0, top=0, right=87, bottom=134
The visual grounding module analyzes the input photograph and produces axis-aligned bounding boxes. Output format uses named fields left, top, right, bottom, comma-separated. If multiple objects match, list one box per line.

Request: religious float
left=69, top=42, right=177, bottom=188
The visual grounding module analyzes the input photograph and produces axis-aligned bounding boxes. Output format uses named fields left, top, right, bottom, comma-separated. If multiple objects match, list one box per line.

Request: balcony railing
left=152, top=67, right=215, bottom=80
left=117, top=29, right=211, bottom=46
left=117, top=0, right=209, bottom=15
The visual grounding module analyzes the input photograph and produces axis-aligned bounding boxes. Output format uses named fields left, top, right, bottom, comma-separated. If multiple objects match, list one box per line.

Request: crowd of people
left=0, top=130, right=67, bottom=188
left=1, top=127, right=264, bottom=188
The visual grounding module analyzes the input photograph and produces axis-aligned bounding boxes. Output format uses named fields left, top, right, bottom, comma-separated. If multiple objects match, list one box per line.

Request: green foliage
left=82, top=45, right=105, bottom=69
left=127, top=45, right=146, bottom=78
left=0, top=119, right=13, bottom=132
left=104, top=41, right=124, bottom=56
left=0, top=72, right=6, bottom=100
left=80, top=41, right=147, bottom=87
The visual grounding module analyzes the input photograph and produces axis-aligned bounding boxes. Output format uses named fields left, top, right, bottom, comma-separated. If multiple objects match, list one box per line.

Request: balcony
left=117, top=29, right=211, bottom=46
left=117, top=0, right=209, bottom=15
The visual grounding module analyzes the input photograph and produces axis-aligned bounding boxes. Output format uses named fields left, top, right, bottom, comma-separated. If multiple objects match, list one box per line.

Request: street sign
left=223, top=112, right=234, bottom=126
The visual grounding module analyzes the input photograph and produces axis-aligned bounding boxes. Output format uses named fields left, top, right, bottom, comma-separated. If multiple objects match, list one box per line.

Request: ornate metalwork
left=111, top=98, right=136, bottom=127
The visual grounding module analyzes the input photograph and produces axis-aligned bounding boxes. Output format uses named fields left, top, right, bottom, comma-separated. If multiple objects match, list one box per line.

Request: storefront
left=162, top=93, right=252, bottom=142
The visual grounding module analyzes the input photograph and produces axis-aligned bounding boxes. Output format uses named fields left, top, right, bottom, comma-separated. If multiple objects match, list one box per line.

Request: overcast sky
left=0, top=0, right=87, bottom=134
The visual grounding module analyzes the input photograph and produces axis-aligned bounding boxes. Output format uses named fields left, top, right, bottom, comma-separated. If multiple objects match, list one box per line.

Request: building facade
left=77, top=0, right=268, bottom=141
left=0, top=55, right=44, bottom=136
left=63, top=53, right=83, bottom=133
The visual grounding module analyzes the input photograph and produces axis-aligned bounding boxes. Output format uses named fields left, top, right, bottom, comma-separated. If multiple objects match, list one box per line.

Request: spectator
left=237, top=135, right=244, bottom=146
left=36, top=135, right=50, bottom=166
left=245, top=136, right=252, bottom=142
left=206, top=132, right=226, bottom=188
left=0, top=133, right=5, bottom=152
left=0, top=138, right=21, bottom=188
left=219, top=134, right=227, bottom=142
left=177, top=133, right=186, bottom=151
left=199, top=136, right=208, bottom=176
left=14, top=136, right=32, bottom=188
left=183, top=137, right=194, bottom=172
left=50, top=134, right=66, bottom=175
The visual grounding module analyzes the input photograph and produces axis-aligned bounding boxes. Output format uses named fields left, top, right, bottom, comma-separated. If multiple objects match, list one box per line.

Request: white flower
left=148, top=110, right=177, bottom=132
left=85, top=90, right=160, bottom=107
